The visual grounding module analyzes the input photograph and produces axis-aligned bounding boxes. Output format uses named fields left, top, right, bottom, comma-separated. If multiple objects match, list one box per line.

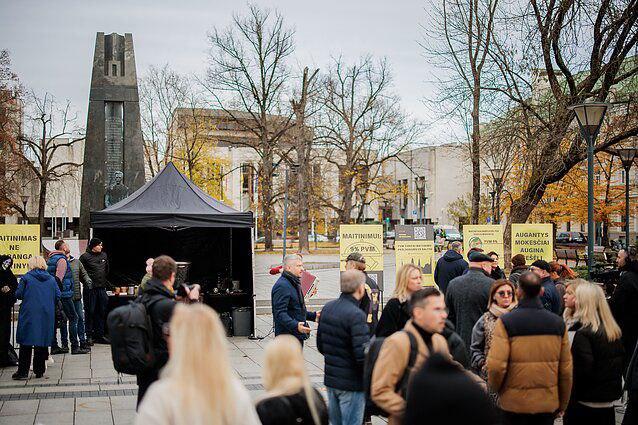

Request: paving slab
left=35, top=411, right=74, bottom=424
left=2, top=413, right=36, bottom=425
left=0, top=399, right=39, bottom=416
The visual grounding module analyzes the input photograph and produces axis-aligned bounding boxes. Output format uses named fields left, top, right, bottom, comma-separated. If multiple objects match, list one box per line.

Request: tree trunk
left=470, top=85, right=481, bottom=224
left=338, top=167, right=354, bottom=224
left=38, top=178, right=47, bottom=238
left=297, top=146, right=310, bottom=254
left=262, top=150, right=275, bottom=251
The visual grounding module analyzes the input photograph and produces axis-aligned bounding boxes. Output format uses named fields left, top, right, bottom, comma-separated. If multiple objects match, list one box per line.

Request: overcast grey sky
left=1, top=0, right=453, bottom=142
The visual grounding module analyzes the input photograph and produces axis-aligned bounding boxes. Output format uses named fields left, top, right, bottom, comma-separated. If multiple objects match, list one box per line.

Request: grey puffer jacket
left=69, top=257, right=92, bottom=301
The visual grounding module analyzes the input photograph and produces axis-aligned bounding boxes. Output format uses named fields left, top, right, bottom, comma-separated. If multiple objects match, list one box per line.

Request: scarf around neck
left=489, top=302, right=516, bottom=318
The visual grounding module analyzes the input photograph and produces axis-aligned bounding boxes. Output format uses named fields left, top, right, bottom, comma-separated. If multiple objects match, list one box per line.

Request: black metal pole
left=626, top=165, right=631, bottom=249
left=283, top=168, right=289, bottom=260
left=587, top=134, right=595, bottom=278
left=490, top=191, right=495, bottom=224
left=496, top=190, right=501, bottom=224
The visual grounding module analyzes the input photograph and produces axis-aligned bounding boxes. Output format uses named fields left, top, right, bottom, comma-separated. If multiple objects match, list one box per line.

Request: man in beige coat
left=371, top=287, right=451, bottom=425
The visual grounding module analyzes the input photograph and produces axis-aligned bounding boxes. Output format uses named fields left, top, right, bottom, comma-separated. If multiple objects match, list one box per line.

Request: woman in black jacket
left=375, top=264, right=423, bottom=338
left=256, top=335, right=328, bottom=425
left=564, top=282, right=624, bottom=425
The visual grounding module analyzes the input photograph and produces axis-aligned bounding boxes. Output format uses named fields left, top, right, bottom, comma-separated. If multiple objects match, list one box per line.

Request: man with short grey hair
left=434, top=241, right=468, bottom=295
left=271, top=253, right=318, bottom=345
left=317, top=270, right=369, bottom=425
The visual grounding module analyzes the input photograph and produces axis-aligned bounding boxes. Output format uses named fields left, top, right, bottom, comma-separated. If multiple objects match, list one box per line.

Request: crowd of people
left=0, top=238, right=114, bottom=379
left=1, top=240, right=638, bottom=425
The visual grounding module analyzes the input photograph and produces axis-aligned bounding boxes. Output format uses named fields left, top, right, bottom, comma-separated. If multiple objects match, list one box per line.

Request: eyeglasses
left=496, top=291, right=513, bottom=297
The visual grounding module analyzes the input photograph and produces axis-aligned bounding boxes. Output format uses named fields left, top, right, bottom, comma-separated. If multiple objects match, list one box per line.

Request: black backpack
left=107, top=297, right=158, bottom=375
left=364, top=330, right=418, bottom=418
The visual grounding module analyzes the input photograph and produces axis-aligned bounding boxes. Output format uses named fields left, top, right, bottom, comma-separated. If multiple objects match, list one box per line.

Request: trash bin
left=232, top=307, right=252, bottom=337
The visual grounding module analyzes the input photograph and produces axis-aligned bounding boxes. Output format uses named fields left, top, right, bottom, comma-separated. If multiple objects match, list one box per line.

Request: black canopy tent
left=90, top=162, right=255, bottom=334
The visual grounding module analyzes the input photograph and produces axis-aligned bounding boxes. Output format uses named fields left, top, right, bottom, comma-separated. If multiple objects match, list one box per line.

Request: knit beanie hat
left=88, top=238, right=103, bottom=250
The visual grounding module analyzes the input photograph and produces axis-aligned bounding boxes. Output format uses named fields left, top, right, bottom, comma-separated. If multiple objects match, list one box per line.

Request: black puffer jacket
left=570, top=322, right=624, bottom=403
left=434, top=250, right=468, bottom=294
left=138, top=278, right=176, bottom=370
left=256, top=389, right=329, bottom=425
left=79, top=249, right=110, bottom=288
left=316, top=294, right=369, bottom=391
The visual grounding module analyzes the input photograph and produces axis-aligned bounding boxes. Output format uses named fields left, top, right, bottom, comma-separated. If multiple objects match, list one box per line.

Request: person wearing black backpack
left=134, top=255, right=199, bottom=407
left=370, top=288, right=452, bottom=425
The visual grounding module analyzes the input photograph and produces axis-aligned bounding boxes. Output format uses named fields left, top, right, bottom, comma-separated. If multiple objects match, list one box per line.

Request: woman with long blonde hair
left=256, top=335, right=328, bottom=425
left=375, top=264, right=423, bottom=337
left=563, top=282, right=624, bottom=425
left=135, top=304, right=260, bottom=425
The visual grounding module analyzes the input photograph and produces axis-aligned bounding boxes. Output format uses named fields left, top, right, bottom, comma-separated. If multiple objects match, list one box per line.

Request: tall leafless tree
left=316, top=56, right=420, bottom=224
left=203, top=4, right=295, bottom=250
left=422, top=0, right=500, bottom=224
left=290, top=67, right=319, bottom=253
left=16, top=92, right=84, bottom=236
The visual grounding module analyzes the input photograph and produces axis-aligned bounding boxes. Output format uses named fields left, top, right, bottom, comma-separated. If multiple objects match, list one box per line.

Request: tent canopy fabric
left=90, top=162, right=253, bottom=228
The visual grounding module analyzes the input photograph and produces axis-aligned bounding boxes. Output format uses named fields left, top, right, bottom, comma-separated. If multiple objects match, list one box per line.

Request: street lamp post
left=414, top=176, right=426, bottom=224
left=490, top=168, right=505, bottom=224
left=489, top=190, right=496, bottom=224
left=569, top=102, right=610, bottom=277
left=423, top=196, right=428, bottom=224
left=20, top=195, right=29, bottom=225
left=614, top=147, right=637, bottom=248
left=356, top=185, right=367, bottom=223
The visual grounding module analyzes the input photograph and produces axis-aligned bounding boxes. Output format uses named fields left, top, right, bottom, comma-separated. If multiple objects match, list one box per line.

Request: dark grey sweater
left=445, top=268, right=493, bottom=355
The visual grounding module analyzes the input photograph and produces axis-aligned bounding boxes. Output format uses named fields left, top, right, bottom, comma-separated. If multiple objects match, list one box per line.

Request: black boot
left=12, top=371, right=28, bottom=380
left=50, top=345, right=68, bottom=355
left=71, top=346, right=90, bottom=355
left=79, top=342, right=91, bottom=351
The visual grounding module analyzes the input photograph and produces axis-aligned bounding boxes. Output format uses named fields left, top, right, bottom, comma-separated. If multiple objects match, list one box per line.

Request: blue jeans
left=60, top=298, right=79, bottom=348
left=327, top=388, right=365, bottom=425
left=73, top=299, right=86, bottom=344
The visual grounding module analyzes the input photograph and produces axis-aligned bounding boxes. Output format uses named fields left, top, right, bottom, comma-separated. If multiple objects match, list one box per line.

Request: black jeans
left=136, top=369, right=159, bottom=408
left=17, top=345, right=48, bottom=376
left=88, top=288, right=108, bottom=339
left=502, top=412, right=554, bottom=425
left=564, top=402, right=615, bottom=425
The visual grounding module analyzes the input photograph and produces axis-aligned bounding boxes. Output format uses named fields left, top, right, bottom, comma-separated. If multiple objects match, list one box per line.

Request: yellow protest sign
left=340, top=224, right=384, bottom=290
left=395, top=225, right=436, bottom=287
left=0, top=225, right=41, bottom=275
left=462, top=225, right=504, bottom=268
left=511, top=223, right=553, bottom=263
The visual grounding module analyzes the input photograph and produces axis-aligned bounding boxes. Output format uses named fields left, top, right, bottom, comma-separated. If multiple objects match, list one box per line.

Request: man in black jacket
left=79, top=238, right=110, bottom=344
left=434, top=242, right=468, bottom=294
left=136, top=255, right=199, bottom=406
left=610, top=247, right=638, bottom=372
left=317, top=270, right=370, bottom=425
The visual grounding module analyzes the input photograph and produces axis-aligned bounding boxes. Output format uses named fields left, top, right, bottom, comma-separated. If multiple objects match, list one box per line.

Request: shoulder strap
left=404, top=330, right=418, bottom=368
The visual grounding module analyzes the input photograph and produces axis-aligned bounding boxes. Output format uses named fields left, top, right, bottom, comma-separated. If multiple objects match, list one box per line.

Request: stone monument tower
left=80, top=32, right=145, bottom=237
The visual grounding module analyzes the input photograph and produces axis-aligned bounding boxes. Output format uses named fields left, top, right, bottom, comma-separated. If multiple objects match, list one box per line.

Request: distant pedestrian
left=610, top=247, right=638, bottom=371
left=48, top=240, right=89, bottom=355
left=371, top=288, right=452, bottom=425
left=550, top=261, right=575, bottom=305
left=375, top=264, right=423, bottom=338
left=317, top=270, right=370, bottom=425
left=13, top=256, right=60, bottom=380
left=404, top=353, right=497, bottom=425
left=563, top=282, right=624, bottom=425
left=508, top=254, right=527, bottom=286
left=135, top=304, right=260, bottom=425
left=445, top=251, right=494, bottom=354
left=0, top=256, right=18, bottom=367
left=434, top=241, right=468, bottom=294
left=345, top=252, right=380, bottom=335
left=271, top=254, right=318, bottom=346
left=80, top=238, right=110, bottom=344
left=529, top=259, right=562, bottom=315
left=470, top=279, right=517, bottom=380
left=68, top=250, right=92, bottom=351
left=138, top=258, right=154, bottom=295
left=487, top=271, right=572, bottom=425
left=256, top=335, right=328, bottom=425
left=487, top=252, right=506, bottom=280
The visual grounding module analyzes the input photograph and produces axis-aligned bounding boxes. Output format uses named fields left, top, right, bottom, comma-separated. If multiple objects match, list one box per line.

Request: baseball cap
left=345, top=252, right=366, bottom=263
